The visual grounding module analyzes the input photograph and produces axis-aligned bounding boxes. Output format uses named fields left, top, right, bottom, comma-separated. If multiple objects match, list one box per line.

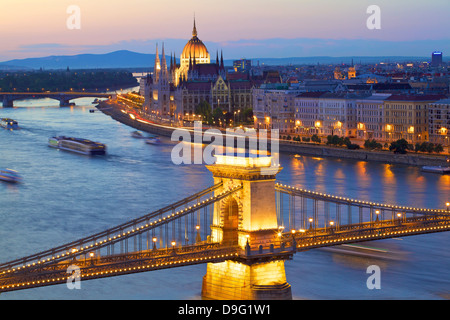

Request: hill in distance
left=0, top=50, right=436, bottom=71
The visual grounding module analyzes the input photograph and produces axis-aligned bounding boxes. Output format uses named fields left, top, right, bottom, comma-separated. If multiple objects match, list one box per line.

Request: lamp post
left=195, top=225, right=201, bottom=243
left=171, top=241, right=177, bottom=254
left=152, top=237, right=157, bottom=251
left=397, top=212, right=402, bottom=225
left=329, top=221, right=335, bottom=233
left=245, top=234, right=251, bottom=256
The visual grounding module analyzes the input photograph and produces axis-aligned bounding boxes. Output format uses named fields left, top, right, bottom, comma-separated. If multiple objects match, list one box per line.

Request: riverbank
left=96, top=100, right=449, bottom=167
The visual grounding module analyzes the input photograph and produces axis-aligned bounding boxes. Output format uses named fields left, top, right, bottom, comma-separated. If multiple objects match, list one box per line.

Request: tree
left=434, top=144, right=444, bottom=153
left=364, top=139, right=382, bottom=150
left=389, top=139, right=410, bottom=154
left=415, top=142, right=444, bottom=154
left=195, top=100, right=212, bottom=123
left=241, top=108, right=254, bottom=123
left=326, top=135, right=349, bottom=147
left=212, top=107, right=224, bottom=126
left=311, top=134, right=321, bottom=144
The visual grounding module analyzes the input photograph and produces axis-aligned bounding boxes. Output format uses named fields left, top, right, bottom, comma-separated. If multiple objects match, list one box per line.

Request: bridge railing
left=275, top=183, right=449, bottom=234
left=0, top=183, right=243, bottom=277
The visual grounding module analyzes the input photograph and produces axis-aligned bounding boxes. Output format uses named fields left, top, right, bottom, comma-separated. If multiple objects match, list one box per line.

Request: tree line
left=0, top=69, right=138, bottom=92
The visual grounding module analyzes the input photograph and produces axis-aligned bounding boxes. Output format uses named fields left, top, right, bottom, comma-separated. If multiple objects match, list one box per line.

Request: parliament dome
left=180, top=19, right=210, bottom=66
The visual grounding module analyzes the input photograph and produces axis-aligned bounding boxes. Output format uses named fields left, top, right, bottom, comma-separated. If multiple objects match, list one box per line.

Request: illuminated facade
left=428, top=98, right=450, bottom=146
left=355, top=93, right=391, bottom=141
left=383, top=94, right=446, bottom=143
left=144, top=18, right=255, bottom=123
left=202, top=154, right=292, bottom=300
left=253, top=84, right=299, bottom=134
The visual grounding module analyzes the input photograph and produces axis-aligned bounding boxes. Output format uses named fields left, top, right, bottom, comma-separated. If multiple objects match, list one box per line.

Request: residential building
left=428, top=98, right=450, bottom=146
left=294, top=92, right=325, bottom=135
left=383, top=94, right=447, bottom=144
left=355, top=93, right=391, bottom=141
left=294, top=92, right=368, bottom=138
left=253, top=84, right=300, bottom=134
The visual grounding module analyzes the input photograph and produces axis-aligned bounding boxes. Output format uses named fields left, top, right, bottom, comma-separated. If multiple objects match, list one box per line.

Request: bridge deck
left=0, top=182, right=448, bottom=294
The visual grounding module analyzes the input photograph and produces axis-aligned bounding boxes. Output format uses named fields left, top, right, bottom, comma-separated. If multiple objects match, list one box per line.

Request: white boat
left=1, top=118, right=19, bottom=130
left=49, top=136, right=107, bottom=155
left=145, top=136, right=161, bottom=145
left=131, top=131, right=145, bottom=138
left=0, top=169, right=21, bottom=183
left=421, top=166, right=450, bottom=174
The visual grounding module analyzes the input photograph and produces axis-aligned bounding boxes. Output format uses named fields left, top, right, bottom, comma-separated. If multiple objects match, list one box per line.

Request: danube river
left=0, top=96, right=449, bottom=300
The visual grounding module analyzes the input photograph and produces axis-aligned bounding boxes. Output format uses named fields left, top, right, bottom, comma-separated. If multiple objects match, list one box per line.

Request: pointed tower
left=154, top=43, right=161, bottom=83
left=192, top=14, right=198, bottom=38
left=161, top=42, right=168, bottom=81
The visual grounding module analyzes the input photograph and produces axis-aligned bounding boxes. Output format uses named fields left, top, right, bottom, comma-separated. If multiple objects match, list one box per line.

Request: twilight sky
left=0, top=0, right=449, bottom=61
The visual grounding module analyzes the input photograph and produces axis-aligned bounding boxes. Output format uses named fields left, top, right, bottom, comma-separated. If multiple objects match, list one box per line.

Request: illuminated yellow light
left=215, top=154, right=272, bottom=168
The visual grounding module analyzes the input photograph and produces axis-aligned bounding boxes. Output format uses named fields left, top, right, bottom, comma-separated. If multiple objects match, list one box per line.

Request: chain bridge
left=0, top=154, right=448, bottom=299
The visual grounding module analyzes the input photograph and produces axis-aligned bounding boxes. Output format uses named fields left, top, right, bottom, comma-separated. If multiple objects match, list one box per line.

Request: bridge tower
left=202, top=154, right=292, bottom=300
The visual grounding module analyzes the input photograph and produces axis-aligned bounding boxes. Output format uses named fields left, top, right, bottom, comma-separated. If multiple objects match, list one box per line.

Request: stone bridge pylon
left=202, top=154, right=292, bottom=300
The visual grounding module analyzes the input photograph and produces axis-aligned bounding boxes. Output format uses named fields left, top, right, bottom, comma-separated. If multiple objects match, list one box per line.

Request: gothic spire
left=192, top=15, right=198, bottom=37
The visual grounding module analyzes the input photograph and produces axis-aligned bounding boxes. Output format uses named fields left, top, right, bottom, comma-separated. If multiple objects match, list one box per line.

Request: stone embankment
left=97, top=100, right=449, bottom=167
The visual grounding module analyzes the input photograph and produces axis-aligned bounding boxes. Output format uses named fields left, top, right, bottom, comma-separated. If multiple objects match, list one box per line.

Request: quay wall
left=97, top=101, right=449, bottom=167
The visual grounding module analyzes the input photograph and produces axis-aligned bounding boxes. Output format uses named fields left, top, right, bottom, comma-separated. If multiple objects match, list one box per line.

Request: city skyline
left=0, top=0, right=449, bottom=61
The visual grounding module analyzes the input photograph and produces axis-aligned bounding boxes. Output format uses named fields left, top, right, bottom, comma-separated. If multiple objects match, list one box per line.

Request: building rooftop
left=386, top=94, right=447, bottom=101
left=430, top=98, right=450, bottom=105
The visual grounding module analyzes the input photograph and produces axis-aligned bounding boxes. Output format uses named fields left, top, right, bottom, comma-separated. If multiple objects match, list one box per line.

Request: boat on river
left=131, top=131, right=145, bottom=138
left=48, top=136, right=107, bottom=155
left=0, top=169, right=21, bottom=183
left=1, top=118, right=19, bottom=130
left=145, top=136, right=161, bottom=145
left=421, top=166, right=450, bottom=174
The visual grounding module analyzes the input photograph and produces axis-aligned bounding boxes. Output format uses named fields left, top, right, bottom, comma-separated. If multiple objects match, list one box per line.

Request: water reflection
left=1, top=104, right=449, bottom=300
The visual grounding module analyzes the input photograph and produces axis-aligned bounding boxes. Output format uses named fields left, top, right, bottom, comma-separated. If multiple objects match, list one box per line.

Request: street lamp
left=446, top=202, right=450, bottom=213
left=397, top=212, right=402, bottom=224
left=329, top=221, right=335, bottom=233
left=195, top=225, right=201, bottom=243
left=308, top=218, right=313, bottom=231
left=171, top=241, right=177, bottom=254
left=375, top=210, right=380, bottom=222
left=152, top=237, right=157, bottom=250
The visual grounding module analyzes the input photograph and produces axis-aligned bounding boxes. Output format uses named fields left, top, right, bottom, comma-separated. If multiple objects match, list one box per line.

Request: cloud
left=19, top=43, right=67, bottom=50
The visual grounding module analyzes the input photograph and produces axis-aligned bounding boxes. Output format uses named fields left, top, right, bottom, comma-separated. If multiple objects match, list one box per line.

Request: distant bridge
left=0, top=91, right=113, bottom=107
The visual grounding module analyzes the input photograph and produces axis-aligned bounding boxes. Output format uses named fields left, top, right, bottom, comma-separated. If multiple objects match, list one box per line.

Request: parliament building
left=141, top=19, right=259, bottom=124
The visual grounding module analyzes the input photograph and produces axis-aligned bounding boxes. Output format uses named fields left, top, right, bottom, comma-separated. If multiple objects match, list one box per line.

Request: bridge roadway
left=0, top=91, right=113, bottom=107
left=0, top=183, right=449, bottom=293
left=1, top=215, right=448, bottom=293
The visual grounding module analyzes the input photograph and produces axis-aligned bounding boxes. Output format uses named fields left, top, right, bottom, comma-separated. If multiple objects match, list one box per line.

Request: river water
left=0, top=96, right=449, bottom=300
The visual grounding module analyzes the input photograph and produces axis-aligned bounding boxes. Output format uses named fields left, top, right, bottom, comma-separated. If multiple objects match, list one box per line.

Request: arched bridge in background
left=0, top=92, right=113, bottom=107
left=0, top=155, right=448, bottom=299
